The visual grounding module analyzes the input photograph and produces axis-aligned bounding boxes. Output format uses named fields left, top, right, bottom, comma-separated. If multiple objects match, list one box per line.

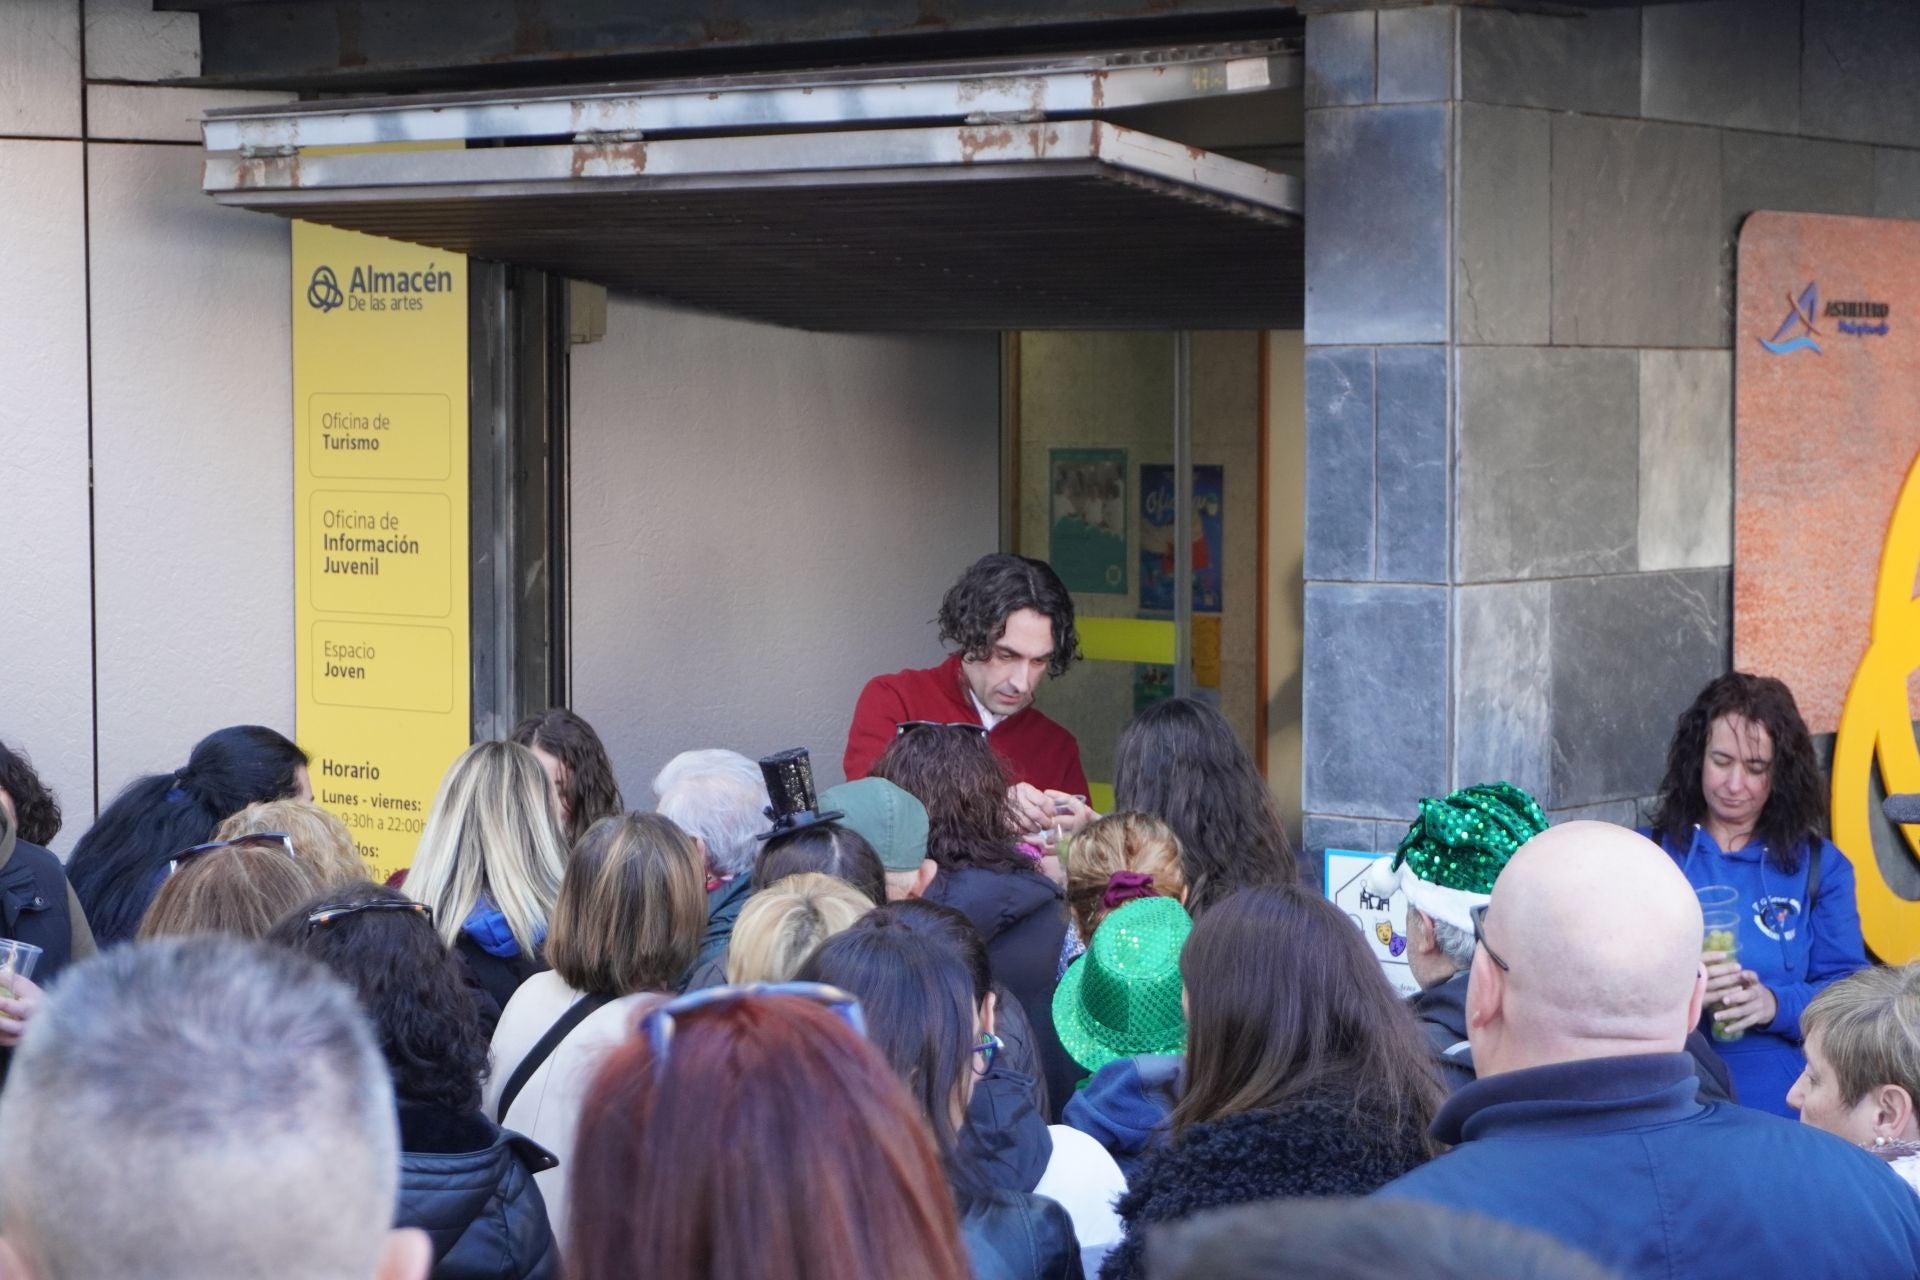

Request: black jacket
left=0, top=815, right=94, bottom=1084
left=923, top=865, right=1077, bottom=1118
left=1410, top=969, right=1737, bottom=1104
left=455, top=937, right=544, bottom=1036
left=1099, top=1100, right=1430, bottom=1280
left=395, top=1102, right=559, bottom=1280
left=959, top=1187, right=1081, bottom=1280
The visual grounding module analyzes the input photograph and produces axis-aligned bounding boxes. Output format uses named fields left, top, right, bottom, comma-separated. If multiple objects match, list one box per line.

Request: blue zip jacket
left=1375, top=1053, right=1920, bottom=1279
left=1646, top=825, right=1867, bottom=1115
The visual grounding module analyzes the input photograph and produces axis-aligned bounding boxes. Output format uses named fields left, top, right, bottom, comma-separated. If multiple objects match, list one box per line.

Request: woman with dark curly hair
left=67, top=725, right=310, bottom=945
left=271, top=883, right=558, bottom=1280
left=510, top=708, right=624, bottom=844
left=1113, top=697, right=1297, bottom=917
left=0, top=740, right=63, bottom=848
left=1645, top=671, right=1868, bottom=1116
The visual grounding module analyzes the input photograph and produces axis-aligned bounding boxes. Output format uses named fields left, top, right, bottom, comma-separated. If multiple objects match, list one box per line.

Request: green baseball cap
left=817, top=778, right=929, bottom=872
left=1052, top=895, right=1192, bottom=1074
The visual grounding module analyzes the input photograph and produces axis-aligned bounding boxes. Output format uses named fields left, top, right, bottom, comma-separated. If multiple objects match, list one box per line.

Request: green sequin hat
left=1052, top=896, right=1192, bottom=1075
left=1363, top=782, right=1549, bottom=933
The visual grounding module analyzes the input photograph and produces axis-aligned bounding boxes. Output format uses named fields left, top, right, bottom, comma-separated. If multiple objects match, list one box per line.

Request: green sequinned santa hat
left=1363, top=782, right=1549, bottom=933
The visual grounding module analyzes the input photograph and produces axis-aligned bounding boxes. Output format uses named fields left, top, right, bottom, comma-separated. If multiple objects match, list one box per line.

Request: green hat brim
left=1051, top=951, right=1188, bottom=1076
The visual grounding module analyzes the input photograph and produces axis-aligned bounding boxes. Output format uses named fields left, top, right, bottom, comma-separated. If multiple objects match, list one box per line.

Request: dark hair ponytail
left=68, top=725, right=308, bottom=944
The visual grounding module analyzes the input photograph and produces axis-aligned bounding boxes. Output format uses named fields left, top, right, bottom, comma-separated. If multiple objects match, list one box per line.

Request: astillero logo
left=307, top=265, right=344, bottom=313
left=1760, top=282, right=1821, bottom=355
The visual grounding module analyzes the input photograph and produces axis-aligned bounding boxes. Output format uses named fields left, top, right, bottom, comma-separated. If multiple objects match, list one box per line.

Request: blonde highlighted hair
left=1064, top=811, right=1187, bottom=936
left=1803, top=963, right=1920, bottom=1109
left=216, top=799, right=367, bottom=889
left=547, top=812, right=707, bottom=996
left=727, top=873, right=875, bottom=985
left=406, top=741, right=570, bottom=956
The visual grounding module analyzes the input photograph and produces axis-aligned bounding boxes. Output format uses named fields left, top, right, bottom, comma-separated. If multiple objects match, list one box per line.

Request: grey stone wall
left=1300, top=0, right=1920, bottom=871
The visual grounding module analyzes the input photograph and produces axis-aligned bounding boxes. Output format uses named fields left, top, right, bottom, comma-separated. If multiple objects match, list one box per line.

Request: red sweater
left=844, top=655, right=1089, bottom=795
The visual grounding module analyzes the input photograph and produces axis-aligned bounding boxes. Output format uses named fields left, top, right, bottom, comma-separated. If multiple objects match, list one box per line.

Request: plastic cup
left=1697, top=888, right=1744, bottom=1043
left=0, top=939, right=42, bottom=998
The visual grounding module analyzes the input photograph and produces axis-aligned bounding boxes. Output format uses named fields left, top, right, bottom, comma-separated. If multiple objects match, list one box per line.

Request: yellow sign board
left=293, top=222, right=470, bottom=881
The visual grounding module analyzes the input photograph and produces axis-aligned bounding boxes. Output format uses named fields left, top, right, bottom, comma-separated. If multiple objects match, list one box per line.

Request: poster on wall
left=1734, top=210, right=1920, bottom=962
left=1048, top=448, right=1128, bottom=594
left=1140, top=464, right=1224, bottom=612
left=292, top=222, right=472, bottom=883
left=1323, top=849, right=1419, bottom=998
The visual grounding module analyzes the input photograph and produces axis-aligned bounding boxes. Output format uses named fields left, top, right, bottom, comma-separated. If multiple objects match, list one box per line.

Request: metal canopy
left=203, top=46, right=1303, bottom=331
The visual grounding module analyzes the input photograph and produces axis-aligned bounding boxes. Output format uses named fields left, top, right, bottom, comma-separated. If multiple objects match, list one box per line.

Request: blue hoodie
left=1061, top=1054, right=1182, bottom=1179
left=1648, top=825, right=1867, bottom=1116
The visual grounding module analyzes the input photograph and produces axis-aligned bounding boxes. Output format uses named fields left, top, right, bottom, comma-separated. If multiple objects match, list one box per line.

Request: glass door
left=1009, top=331, right=1264, bottom=811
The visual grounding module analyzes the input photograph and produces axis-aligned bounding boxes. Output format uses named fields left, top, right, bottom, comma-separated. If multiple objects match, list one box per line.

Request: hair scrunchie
left=1102, top=869, right=1156, bottom=909
left=165, top=771, right=190, bottom=805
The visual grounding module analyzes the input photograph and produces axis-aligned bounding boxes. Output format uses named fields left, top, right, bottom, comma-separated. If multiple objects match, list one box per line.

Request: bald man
left=1375, top=823, right=1920, bottom=1277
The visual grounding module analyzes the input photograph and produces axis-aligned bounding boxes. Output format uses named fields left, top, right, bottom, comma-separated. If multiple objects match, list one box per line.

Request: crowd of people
left=2, top=553, right=1920, bottom=1280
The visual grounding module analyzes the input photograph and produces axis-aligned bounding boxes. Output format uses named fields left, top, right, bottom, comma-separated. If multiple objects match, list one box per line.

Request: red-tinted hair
left=569, top=995, right=971, bottom=1280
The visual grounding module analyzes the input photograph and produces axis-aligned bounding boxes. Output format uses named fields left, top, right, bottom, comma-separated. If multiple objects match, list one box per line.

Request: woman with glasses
left=485, top=811, right=708, bottom=1240
left=1098, top=885, right=1440, bottom=1280
left=136, top=833, right=326, bottom=941
left=569, top=987, right=972, bottom=1280
left=269, top=884, right=559, bottom=1280
left=800, top=912, right=1082, bottom=1280
left=873, top=723, right=1078, bottom=1118
left=406, top=741, right=572, bottom=1026
left=68, top=724, right=311, bottom=944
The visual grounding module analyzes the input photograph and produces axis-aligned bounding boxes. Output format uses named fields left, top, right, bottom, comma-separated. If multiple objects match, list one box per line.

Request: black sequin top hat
left=756, top=748, right=845, bottom=842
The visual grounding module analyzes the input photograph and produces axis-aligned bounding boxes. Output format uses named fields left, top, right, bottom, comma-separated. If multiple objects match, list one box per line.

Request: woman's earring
left=1875, top=1135, right=1890, bottom=1148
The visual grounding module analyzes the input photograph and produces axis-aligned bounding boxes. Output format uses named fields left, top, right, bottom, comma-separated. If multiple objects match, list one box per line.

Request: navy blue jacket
left=1650, top=825, right=1867, bottom=1115
left=1376, top=1053, right=1920, bottom=1279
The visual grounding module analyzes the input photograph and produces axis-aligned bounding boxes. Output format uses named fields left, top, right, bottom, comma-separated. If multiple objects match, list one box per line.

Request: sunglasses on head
left=165, top=832, right=296, bottom=879
left=638, top=982, right=867, bottom=1078
left=895, top=720, right=990, bottom=738
left=304, top=899, right=435, bottom=933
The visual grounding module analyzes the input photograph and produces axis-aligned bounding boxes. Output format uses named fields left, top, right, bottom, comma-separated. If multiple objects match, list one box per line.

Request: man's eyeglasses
left=895, top=720, right=990, bottom=738
left=166, top=832, right=296, bottom=879
left=639, top=982, right=867, bottom=1078
left=1470, top=902, right=1510, bottom=972
left=305, top=899, right=434, bottom=933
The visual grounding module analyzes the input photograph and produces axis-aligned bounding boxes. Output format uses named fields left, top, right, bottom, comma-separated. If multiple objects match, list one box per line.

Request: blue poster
left=1139, top=464, right=1224, bottom=613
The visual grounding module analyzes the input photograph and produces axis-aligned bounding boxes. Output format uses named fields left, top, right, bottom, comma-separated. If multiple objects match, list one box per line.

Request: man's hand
left=1007, top=782, right=1058, bottom=834
left=0, top=972, right=44, bottom=1049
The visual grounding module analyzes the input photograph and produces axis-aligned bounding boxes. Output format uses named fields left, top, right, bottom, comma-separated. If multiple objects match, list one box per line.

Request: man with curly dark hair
left=844, top=554, right=1092, bottom=832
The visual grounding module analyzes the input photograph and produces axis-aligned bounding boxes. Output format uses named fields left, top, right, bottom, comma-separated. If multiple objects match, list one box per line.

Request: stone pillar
left=1299, top=4, right=1739, bottom=871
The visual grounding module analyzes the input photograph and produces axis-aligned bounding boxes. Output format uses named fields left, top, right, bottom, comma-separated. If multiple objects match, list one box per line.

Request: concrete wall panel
left=1643, top=0, right=1801, bottom=133
left=1456, top=104, right=1550, bottom=346
left=0, top=140, right=94, bottom=841
left=1374, top=346, right=1448, bottom=585
left=1305, top=12, right=1375, bottom=109
left=1304, top=347, right=1374, bottom=582
left=1454, top=581, right=1551, bottom=801
left=1639, top=350, right=1732, bottom=572
left=1456, top=346, right=1638, bottom=582
left=1302, top=582, right=1447, bottom=818
left=569, top=298, right=998, bottom=804
left=1801, top=0, right=1920, bottom=147
left=87, top=143, right=294, bottom=799
left=0, top=0, right=81, bottom=138
left=1459, top=8, right=1639, bottom=116
left=1549, top=569, right=1729, bottom=808
left=1305, top=104, right=1449, bottom=346
left=1550, top=117, right=1725, bottom=348
left=1377, top=8, right=1452, bottom=106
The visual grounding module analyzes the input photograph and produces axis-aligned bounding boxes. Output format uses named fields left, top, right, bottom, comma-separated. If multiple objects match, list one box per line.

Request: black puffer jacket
left=923, top=865, right=1077, bottom=1117
left=396, top=1103, right=559, bottom=1280
left=1098, top=1099, right=1430, bottom=1280
left=959, top=1187, right=1082, bottom=1280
